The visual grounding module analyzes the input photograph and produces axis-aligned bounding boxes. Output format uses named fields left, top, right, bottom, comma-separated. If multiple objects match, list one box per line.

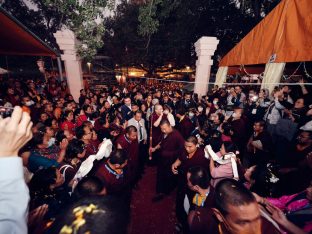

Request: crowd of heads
left=0, top=74, right=312, bottom=233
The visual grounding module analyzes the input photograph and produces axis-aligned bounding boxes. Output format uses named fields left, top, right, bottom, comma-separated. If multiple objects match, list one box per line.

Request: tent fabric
left=261, top=62, right=286, bottom=93
left=215, top=66, right=228, bottom=87
left=219, top=0, right=312, bottom=66
left=0, top=7, right=59, bottom=57
left=227, top=66, right=265, bottom=75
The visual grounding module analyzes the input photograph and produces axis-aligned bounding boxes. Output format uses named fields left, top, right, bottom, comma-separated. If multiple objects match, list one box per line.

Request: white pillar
left=54, top=29, right=83, bottom=102
left=194, top=37, right=219, bottom=97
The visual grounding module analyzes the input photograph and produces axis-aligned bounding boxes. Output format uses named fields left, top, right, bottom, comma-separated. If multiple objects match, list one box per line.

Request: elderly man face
left=155, top=105, right=163, bottom=115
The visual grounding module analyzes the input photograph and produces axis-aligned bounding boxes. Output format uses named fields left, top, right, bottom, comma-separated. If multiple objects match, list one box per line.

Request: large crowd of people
left=0, top=74, right=311, bottom=234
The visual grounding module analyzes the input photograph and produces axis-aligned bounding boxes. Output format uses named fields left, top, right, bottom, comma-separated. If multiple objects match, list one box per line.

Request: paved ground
left=129, top=166, right=177, bottom=234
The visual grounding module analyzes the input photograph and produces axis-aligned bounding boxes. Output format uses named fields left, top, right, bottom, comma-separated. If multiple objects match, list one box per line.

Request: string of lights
left=303, top=62, right=312, bottom=79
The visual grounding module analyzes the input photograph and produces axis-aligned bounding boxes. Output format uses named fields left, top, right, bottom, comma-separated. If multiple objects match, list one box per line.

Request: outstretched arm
left=0, top=106, right=33, bottom=234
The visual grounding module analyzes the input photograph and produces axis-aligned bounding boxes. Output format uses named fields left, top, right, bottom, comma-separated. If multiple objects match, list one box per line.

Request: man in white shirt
left=127, top=110, right=147, bottom=144
left=0, top=106, right=33, bottom=234
left=127, top=110, right=148, bottom=179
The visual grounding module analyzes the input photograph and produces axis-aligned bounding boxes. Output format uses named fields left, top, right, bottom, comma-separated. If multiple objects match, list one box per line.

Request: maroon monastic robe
left=85, top=139, right=100, bottom=158
left=231, top=117, right=248, bottom=152
left=156, top=129, right=185, bottom=194
left=177, top=116, right=195, bottom=140
left=178, top=147, right=209, bottom=178
left=189, top=186, right=280, bottom=234
left=150, top=112, right=168, bottom=147
left=177, top=147, right=210, bottom=199
left=115, top=134, right=139, bottom=182
left=94, top=161, right=127, bottom=195
left=190, top=212, right=281, bottom=234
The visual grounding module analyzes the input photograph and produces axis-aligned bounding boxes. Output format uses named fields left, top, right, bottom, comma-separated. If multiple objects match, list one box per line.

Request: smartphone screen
left=0, top=106, right=14, bottom=118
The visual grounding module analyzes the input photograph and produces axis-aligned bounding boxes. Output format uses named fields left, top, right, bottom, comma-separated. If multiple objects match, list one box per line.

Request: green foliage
left=38, top=0, right=115, bottom=60
left=102, top=0, right=260, bottom=74
left=138, top=0, right=163, bottom=37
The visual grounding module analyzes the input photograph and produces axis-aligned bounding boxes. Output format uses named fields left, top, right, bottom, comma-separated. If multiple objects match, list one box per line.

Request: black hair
left=63, top=101, right=71, bottom=108
left=159, top=119, right=171, bottom=126
left=74, top=108, right=83, bottom=118
left=40, top=111, right=48, bottom=117
left=125, top=125, right=137, bottom=134
left=55, top=130, right=66, bottom=146
left=132, top=101, right=139, bottom=107
left=222, top=122, right=233, bottom=137
left=31, top=131, right=45, bottom=147
left=74, top=176, right=105, bottom=198
left=176, top=108, right=186, bottom=116
left=46, top=196, right=129, bottom=234
left=38, top=125, right=48, bottom=134
left=214, top=179, right=256, bottom=216
left=61, top=110, right=73, bottom=122
left=29, top=167, right=58, bottom=193
left=250, top=164, right=278, bottom=197
left=109, top=149, right=128, bottom=165
left=211, top=130, right=222, bottom=138
left=82, top=104, right=91, bottom=112
left=222, top=142, right=238, bottom=154
left=188, top=166, right=211, bottom=189
left=254, top=120, right=265, bottom=128
left=135, top=110, right=143, bottom=115
left=163, top=104, right=172, bottom=111
left=216, top=113, right=225, bottom=123
left=75, top=125, right=86, bottom=140
left=97, top=112, right=109, bottom=126
left=65, top=139, right=85, bottom=162
left=186, top=136, right=198, bottom=145
left=44, top=118, right=53, bottom=127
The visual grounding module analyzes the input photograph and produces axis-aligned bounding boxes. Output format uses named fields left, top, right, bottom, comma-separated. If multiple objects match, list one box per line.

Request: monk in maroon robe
left=115, top=126, right=139, bottom=184
left=176, top=108, right=195, bottom=140
left=94, top=149, right=129, bottom=196
left=171, top=137, right=210, bottom=230
left=150, top=104, right=168, bottom=147
left=229, top=108, right=248, bottom=153
left=151, top=119, right=184, bottom=198
left=195, top=178, right=281, bottom=234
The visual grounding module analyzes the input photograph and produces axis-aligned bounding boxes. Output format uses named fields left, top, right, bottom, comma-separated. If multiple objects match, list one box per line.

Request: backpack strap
left=59, top=164, right=74, bottom=181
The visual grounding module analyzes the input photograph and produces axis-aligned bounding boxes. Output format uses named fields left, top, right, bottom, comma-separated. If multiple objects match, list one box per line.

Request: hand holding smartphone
left=0, top=106, right=14, bottom=118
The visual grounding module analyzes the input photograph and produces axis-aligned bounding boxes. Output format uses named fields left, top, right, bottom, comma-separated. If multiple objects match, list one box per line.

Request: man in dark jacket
left=121, top=96, right=132, bottom=122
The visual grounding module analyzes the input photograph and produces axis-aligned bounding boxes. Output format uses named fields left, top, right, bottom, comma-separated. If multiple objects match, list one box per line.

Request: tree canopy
left=102, top=0, right=273, bottom=74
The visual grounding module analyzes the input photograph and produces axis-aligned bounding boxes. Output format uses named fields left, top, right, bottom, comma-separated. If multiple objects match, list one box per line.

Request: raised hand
left=0, top=106, right=33, bottom=157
